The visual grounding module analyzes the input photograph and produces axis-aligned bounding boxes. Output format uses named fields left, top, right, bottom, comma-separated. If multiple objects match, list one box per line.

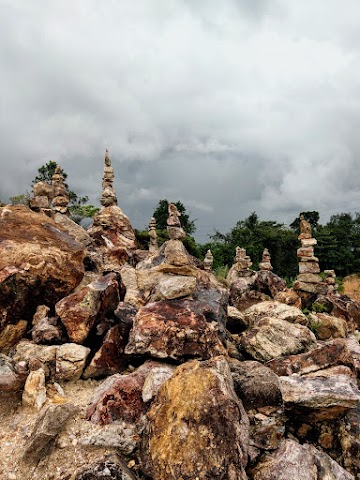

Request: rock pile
left=259, top=248, right=273, bottom=271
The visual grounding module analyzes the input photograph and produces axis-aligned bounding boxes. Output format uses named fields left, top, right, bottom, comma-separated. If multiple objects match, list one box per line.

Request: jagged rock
left=149, top=274, right=197, bottom=301
left=229, top=359, right=282, bottom=411
left=266, top=339, right=357, bottom=377
left=0, top=354, right=27, bottom=393
left=227, top=305, right=247, bottom=333
left=247, top=411, right=285, bottom=451
left=55, top=273, right=119, bottom=344
left=120, top=265, right=145, bottom=307
left=316, top=294, right=360, bottom=330
left=231, top=282, right=271, bottom=311
left=32, top=305, right=51, bottom=325
left=255, top=271, right=286, bottom=298
left=23, top=402, right=78, bottom=463
left=0, top=206, right=85, bottom=326
left=239, top=317, right=316, bottom=362
left=339, top=406, right=360, bottom=479
left=80, top=423, right=139, bottom=455
left=114, top=302, right=138, bottom=327
left=12, top=340, right=57, bottom=377
left=55, top=343, right=90, bottom=381
left=83, top=325, right=128, bottom=379
left=87, top=361, right=161, bottom=425
left=75, top=457, right=135, bottom=480
left=53, top=212, right=92, bottom=247
left=250, top=438, right=354, bottom=479
left=308, top=312, right=348, bottom=340
left=243, top=301, right=308, bottom=326
left=22, top=368, right=47, bottom=410
left=31, top=317, right=62, bottom=344
left=259, top=248, right=273, bottom=272
left=0, top=320, right=27, bottom=354
left=125, top=299, right=226, bottom=361
left=144, top=356, right=249, bottom=480
left=279, top=374, right=360, bottom=421
left=163, top=239, right=192, bottom=266
left=142, top=365, right=175, bottom=402
left=305, top=365, right=355, bottom=379
left=293, top=280, right=328, bottom=295
left=274, top=288, right=302, bottom=308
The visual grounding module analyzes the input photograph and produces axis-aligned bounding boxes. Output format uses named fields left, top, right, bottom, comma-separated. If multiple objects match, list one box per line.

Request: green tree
left=9, top=193, right=31, bottom=206
left=152, top=199, right=196, bottom=235
left=290, top=211, right=320, bottom=233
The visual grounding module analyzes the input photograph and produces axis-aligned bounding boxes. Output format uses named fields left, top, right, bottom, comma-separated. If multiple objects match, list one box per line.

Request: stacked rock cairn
left=324, top=269, right=338, bottom=294
left=235, top=247, right=253, bottom=277
left=51, top=166, right=69, bottom=215
left=148, top=217, right=158, bottom=253
left=203, top=249, right=214, bottom=271
left=167, top=203, right=186, bottom=240
left=294, top=215, right=327, bottom=296
left=100, top=149, right=117, bottom=207
left=259, top=248, right=273, bottom=271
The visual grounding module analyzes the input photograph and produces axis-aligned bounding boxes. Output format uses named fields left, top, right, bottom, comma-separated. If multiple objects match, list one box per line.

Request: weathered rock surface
left=339, top=406, right=360, bottom=479
left=0, top=206, right=85, bottom=326
left=250, top=438, right=354, bottom=479
left=56, top=343, right=90, bottom=381
left=309, top=312, right=348, bottom=340
left=55, top=273, right=119, bottom=344
left=87, top=361, right=160, bottom=425
left=75, top=458, right=135, bottom=480
left=125, top=299, right=226, bottom=361
left=0, top=320, right=27, bottom=353
left=53, top=212, right=92, bottom=247
left=239, top=317, right=316, bottom=362
left=255, top=271, right=286, bottom=298
left=343, top=274, right=360, bottom=303
left=150, top=274, right=197, bottom=301
left=142, top=365, right=175, bottom=403
left=144, top=356, right=249, bottom=480
left=316, top=294, right=360, bottom=330
left=266, top=339, right=357, bottom=377
left=23, top=402, right=78, bottom=463
left=230, top=359, right=282, bottom=411
left=31, top=317, right=63, bottom=344
left=279, top=374, right=360, bottom=421
left=274, top=288, right=302, bottom=308
left=227, top=305, right=247, bottom=333
left=0, top=354, right=27, bottom=393
left=22, top=368, right=47, bottom=410
left=243, top=301, right=307, bottom=326
left=80, top=423, right=139, bottom=455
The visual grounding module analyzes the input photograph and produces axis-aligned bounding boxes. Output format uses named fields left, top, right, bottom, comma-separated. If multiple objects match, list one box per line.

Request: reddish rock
left=125, top=299, right=226, bottom=361
left=0, top=206, right=85, bottom=326
left=255, top=271, right=286, bottom=298
left=274, top=288, right=302, bottom=308
left=266, top=339, right=357, bottom=377
left=316, top=293, right=360, bottom=330
left=55, top=273, right=119, bottom=344
left=86, top=361, right=160, bottom=425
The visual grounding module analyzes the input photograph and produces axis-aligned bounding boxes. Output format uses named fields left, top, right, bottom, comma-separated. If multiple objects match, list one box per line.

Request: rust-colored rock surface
left=144, top=356, right=249, bottom=480
left=0, top=206, right=85, bottom=326
left=55, top=273, right=119, bottom=344
left=125, top=299, right=226, bottom=361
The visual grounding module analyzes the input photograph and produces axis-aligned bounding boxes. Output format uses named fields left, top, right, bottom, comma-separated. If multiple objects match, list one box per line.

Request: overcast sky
left=1, top=0, right=360, bottom=241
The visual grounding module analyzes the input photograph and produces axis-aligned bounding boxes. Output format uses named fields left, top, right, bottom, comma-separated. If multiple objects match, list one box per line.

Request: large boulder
left=55, top=273, right=120, bottom=344
left=308, top=312, right=348, bottom=340
left=239, top=317, right=316, bottom=362
left=0, top=206, right=85, bottom=326
left=243, top=301, right=308, bottom=326
left=125, top=299, right=226, bottom=361
left=250, top=438, right=354, bottom=479
left=144, top=356, right=249, bottom=480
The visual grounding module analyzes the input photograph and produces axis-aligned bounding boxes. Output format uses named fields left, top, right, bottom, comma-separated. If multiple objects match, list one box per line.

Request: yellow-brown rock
left=145, top=356, right=249, bottom=480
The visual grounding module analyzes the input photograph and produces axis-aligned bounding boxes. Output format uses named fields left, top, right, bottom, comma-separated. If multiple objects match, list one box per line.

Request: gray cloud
left=1, top=0, right=360, bottom=241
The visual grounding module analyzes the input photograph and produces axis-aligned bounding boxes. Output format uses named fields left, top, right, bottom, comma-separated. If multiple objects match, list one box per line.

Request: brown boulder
left=255, top=271, right=286, bottom=298
left=55, top=273, right=119, bottom=344
left=144, top=356, right=249, bottom=480
left=0, top=206, right=85, bottom=326
left=125, top=299, right=226, bottom=361
left=309, top=312, right=348, bottom=340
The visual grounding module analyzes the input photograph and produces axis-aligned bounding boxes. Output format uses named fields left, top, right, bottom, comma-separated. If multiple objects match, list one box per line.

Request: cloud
left=1, top=0, right=360, bottom=239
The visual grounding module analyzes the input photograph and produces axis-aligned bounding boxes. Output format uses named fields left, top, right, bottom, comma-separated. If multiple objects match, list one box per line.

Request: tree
left=31, top=161, right=99, bottom=224
left=152, top=199, right=196, bottom=235
left=290, top=211, right=320, bottom=233
left=9, top=193, right=31, bottom=206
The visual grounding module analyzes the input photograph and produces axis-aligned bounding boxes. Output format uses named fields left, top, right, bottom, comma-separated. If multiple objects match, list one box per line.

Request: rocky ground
left=1, top=201, right=360, bottom=480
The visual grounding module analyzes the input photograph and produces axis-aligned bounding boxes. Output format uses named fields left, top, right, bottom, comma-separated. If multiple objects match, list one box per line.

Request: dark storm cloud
left=1, top=0, right=360, bottom=240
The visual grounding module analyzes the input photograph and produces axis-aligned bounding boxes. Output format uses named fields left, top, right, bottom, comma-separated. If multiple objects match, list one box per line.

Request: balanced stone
left=259, top=248, right=273, bottom=271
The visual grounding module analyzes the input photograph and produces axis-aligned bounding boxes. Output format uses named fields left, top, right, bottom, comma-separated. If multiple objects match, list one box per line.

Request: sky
left=1, top=0, right=360, bottom=242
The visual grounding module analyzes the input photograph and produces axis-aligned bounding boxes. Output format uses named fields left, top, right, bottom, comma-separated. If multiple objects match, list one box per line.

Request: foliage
left=9, top=193, right=31, bottom=206
left=290, top=211, right=320, bottom=233
left=152, top=199, right=196, bottom=235
left=311, top=302, right=329, bottom=314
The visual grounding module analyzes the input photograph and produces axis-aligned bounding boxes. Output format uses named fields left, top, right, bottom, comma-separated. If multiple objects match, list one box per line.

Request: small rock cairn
left=167, top=203, right=186, bottom=240
left=294, top=215, right=326, bottom=296
left=324, top=269, right=338, bottom=294
left=203, top=249, right=214, bottom=271
left=52, top=166, right=69, bottom=215
left=148, top=217, right=158, bottom=254
left=259, top=248, right=273, bottom=271
left=100, top=149, right=117, bottom=207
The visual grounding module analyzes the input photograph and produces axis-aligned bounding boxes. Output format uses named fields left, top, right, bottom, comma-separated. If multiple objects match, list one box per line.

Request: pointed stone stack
left=259, top=248, right=273, bottom=271
left=52, top=166, right=69, bottom=215
left=325, top=269, right=338, bottom=294
left=148, top=217, right=158, bottom=254
left=166, top=203, right=186, bottom=240
left=203, top=249, right=214, bottom=271
left=100, top=149, right=117, bottom=207
left=226, top=246, right=254, bottom=284
left=294, top=215, right=327, bottom=297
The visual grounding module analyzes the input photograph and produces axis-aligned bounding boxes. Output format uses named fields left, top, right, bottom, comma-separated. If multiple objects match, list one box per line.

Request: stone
left=51, top=165, right=69, bottom=214
left=226, top=247, right=254, bottom=284
left=299, top=261, right=321, bottom=274
left=75, top=458, right=135, bottom=480
left=203, top=249, right=214, bottom=271
left=343, top=273, right=360, bottom=303
left=255, top=271, right=286, bottom=298
left=339, top=406, right=360, bottom=479
left=83, top=325, right=127, bottom=379
left=125, top=299, right=226, bottom=361
left=297, top=247, right=315, bottom=257
left=53, top=212, right=92, bottom=247
left=230, top=275, right=271, bottom=311
left=87, top=361, right=160, bottom=425
left=163, top=239, right=192, bottom=266
left=274, top=288, right=302, bottom=308
left=148, top=217, right=158, bottom=253
left=120, top=265, right=145, bottom=307
left=279, top=374, right=360, bottom=421
left=297, top=273, right=323, bottom=283
left=293, top=280, right=327, bottom=295
left=144, top=356, right=249, bottom=480
left=22, top=368, right=47, bottom=410
left=12, top=340, right=57, bottom=378
left=100, top=149, right=117, bottom=207
left=0, top=320, right=27, bottom=354
left=142, top=365, right=175, bottom=403
left=80, top=423, right=139, bottom=455
left=150, top=274, right=197, bottom=301
left=239, top=317, right=316, bottom=362
left=0, top=206, right=85, bottom=326
left=0, top=354, right=27, bottom=393
left=32, top=305, right=51, bottom=325
left=301, top=237, right=318, bottom=247
left=248, top=411, right=285, bottom=451
left=316, top=294, right=360, bottom=330
left=23, top=403, right=78, bottom=463
left=227, top=306, right=247, bottom=333
left=243, top=301, right=308, bottom=326
left=55, top=343, right=90, bottom=381
left=250, top=438, right=354, bottom=480
left=308, top=312, right=348, bottom=340
left=166, top=203, right=186, bottom=240
left=31, top=317, right=62, bottom=344
left=266, top=339, right=357, bottom=377
left=258, top=248, right=273, bottom=271
left=230, top=359, right=282, bottom=411
left=55, top=273, right=119, bottom=344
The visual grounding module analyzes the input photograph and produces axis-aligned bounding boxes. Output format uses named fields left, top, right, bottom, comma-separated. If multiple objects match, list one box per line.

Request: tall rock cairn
left=294, top=215, right=326, bottom=296
left=259, top=248, right=273, bottom=271
left=52, top=165, right=69, bottom=215
left=167, top=203, right=186, bottom=240
left=148, top=217, right=158, bottom=253
left=100, top=149, right=117, bottom=207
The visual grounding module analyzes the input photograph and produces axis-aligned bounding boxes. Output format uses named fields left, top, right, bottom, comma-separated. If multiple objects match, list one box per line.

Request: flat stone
left=293, top=280, right=327, bottom=295
left=301, top=238, right=318, bottom=247
left=297, top=273, right=323, bottom=283
left=150, top=274, right=197, bottom=301
left=299, top=262, right=321, bottom=274
left=297, top=247, right=314, bottom=257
